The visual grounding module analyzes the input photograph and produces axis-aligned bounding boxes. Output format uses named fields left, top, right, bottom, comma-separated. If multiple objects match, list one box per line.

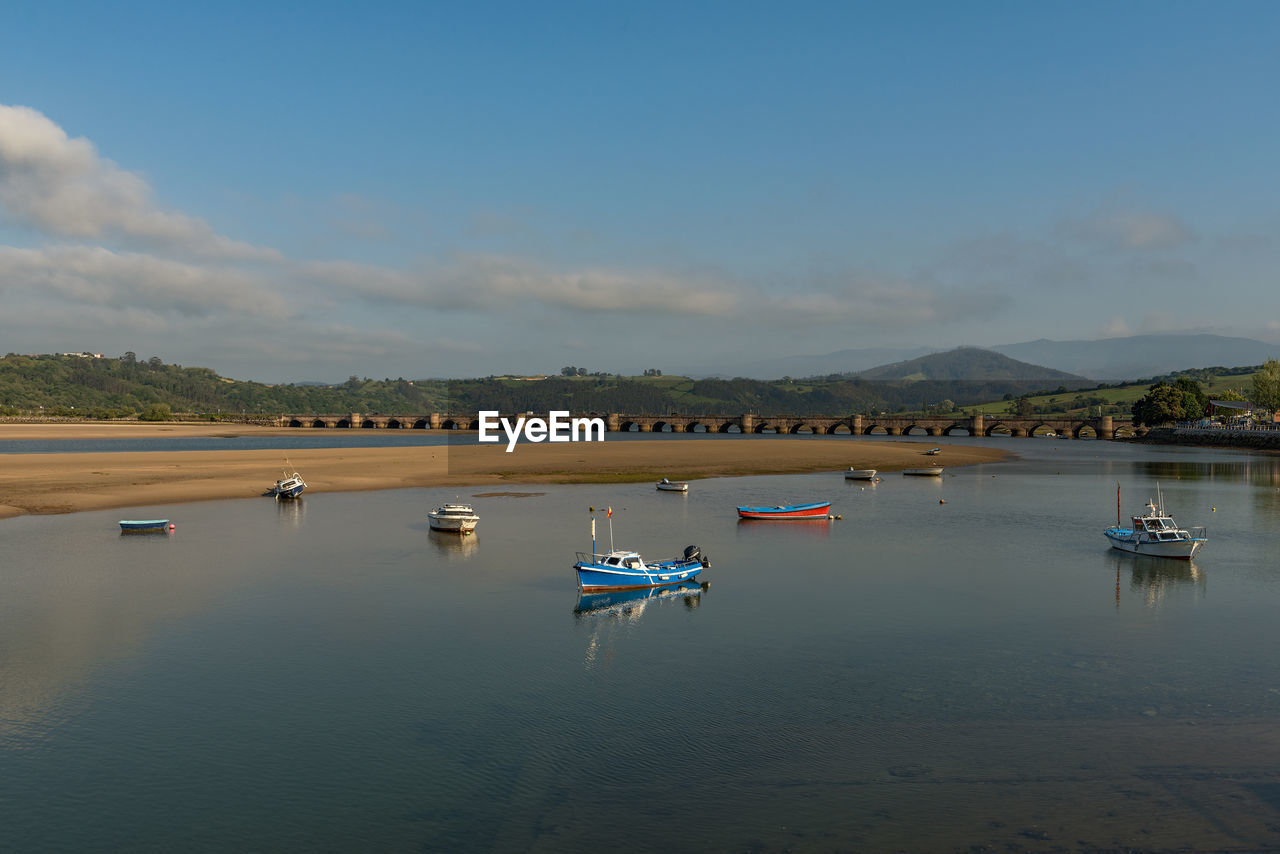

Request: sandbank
left=0, top=423, right=1009, bottom=519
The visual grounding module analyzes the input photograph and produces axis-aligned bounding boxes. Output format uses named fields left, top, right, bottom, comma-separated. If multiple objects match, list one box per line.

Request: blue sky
left=2, top=1, right=1278, bottom=382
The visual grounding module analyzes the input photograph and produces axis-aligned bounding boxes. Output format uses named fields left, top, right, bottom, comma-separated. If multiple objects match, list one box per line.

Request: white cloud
left=302, top=253, right=739, bottom=316
left=757, top=275, right=1008, bottom=331
left=0, top=105, right=279, bottom=261
left=0, top=245, right=290, bottom=318
left=1061, top=209, right=1194, bottom=251
left=1101, top=317, right=1132, bottom=338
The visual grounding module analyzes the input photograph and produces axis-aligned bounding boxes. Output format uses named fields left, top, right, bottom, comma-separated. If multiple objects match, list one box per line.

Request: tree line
left=4, top=352, right=1276, bottom=422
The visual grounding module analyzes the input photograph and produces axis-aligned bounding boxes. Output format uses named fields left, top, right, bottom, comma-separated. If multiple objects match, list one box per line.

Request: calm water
left=4, top=438, right=1280, bottom=852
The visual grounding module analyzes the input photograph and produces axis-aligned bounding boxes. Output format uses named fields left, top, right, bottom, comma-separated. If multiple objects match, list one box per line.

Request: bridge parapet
left=274, top=411, right=1138, bottom=438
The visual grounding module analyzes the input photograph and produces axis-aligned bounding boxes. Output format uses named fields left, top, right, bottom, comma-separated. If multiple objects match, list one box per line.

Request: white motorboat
left=429, top=502, right=480, bottom=534
left=1104, top=485, right=1206, bottom=560
left=844, top=468, right=877, bottom=480
left=656, top=478, right=689, bottom=492
left=270, top=460, right=306, bottom=499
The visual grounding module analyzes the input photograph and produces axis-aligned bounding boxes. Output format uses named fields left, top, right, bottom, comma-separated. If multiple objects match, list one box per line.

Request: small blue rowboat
left=119, top=519, right=172, bottom=533
left=736, top=501, right=831, bottom=520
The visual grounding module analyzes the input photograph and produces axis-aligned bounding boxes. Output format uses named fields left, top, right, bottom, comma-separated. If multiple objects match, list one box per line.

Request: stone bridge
left=276, top=412, right=1142, bottom=439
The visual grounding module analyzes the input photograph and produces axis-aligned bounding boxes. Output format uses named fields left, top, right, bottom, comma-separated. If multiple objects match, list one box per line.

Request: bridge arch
left=311, top=418, right=329, bottom=428
left=826, top=423, right=852, bottom=435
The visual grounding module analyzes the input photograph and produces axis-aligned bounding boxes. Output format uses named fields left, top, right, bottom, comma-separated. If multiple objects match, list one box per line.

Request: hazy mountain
left=683, top=333, right=1276, bottom=383
left=855, top=347, right=1090, bottom=385
left=990, top=334, right=1276, bottom=381
left=681, top=346, right=935, bottom=380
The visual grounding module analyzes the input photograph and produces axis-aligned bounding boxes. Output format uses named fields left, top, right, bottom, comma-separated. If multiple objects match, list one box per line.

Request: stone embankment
left=1136, top=427, right=1280, bottom=451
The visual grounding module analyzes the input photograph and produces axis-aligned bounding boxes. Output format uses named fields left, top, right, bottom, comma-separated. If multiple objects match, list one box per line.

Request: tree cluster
left=1131, top=377, right=1209, bottom=426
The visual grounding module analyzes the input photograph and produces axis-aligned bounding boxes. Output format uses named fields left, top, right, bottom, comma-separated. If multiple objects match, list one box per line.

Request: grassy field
left=965, top=370, right=1259, bottom=417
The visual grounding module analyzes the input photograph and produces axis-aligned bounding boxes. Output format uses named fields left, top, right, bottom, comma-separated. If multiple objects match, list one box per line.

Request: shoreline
left=0, top=423, right=1010, bottom=520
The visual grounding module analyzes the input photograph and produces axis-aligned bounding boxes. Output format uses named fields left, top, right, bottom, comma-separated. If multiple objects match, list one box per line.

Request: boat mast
left=1116, top=482, right=1121, bottom=528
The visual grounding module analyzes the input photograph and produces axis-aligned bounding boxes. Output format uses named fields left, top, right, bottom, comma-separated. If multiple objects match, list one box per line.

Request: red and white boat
left=736, top=501, right=831, bottom=520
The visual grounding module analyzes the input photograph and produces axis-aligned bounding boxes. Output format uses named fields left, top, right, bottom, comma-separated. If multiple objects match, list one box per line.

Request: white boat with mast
left=271, top=459, right=306, bottom=499
left=1104, top=483, right=1206, bottom=560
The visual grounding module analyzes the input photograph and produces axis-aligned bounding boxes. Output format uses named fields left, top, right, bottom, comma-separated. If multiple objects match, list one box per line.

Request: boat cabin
left=1129, top=500, right=1191, bottom=541
left=601, top=551, right=645, bottom=569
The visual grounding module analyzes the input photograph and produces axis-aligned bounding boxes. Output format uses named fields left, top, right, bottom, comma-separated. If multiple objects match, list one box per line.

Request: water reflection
left=427, top=529, right=478, bottom=559
left=1135, top=458, right=1280, bottom=488
left=1109, top=553, right=1206, bottom=608
left=735, top=517, right=832, bottom=540
left=576, top=581, right=705, bottom=670
left=275, top=497, right=306, bottom=526
left=574, top=580, right=704, bottom=617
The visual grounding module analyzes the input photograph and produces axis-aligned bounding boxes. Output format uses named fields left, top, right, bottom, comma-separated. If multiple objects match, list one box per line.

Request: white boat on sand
left=270, top=461, right=306, bottom=499
left=1104, top=484, right=1206, bottom=560
left=429, top=503, right=480, bottom=534
left=844, top=468, right=877, bottom=480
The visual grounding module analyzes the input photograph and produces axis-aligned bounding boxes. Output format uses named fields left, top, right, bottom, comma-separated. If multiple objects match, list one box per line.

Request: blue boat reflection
left=574, top=579, right=705, bottom=617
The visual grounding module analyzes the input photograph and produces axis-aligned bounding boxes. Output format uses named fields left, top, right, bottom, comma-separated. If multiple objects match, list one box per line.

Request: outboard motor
left=684, top=545, right=710, bottom=567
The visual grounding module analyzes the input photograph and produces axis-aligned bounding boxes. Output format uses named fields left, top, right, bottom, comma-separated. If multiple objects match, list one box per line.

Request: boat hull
left=844, top=469, right=876, bottom=480
left=903, top=467, right=944, bottom=476
left=1105, top=527, right=1205, bottom=560
left=119, top=519, right=170, bottom=533
left=574, top=557, right=704, bottom=592
left=736, top=502, right=831, bottom=520
left=274, top=480, right=305, bottom=499
left=429, top=515, right=478, bottom=533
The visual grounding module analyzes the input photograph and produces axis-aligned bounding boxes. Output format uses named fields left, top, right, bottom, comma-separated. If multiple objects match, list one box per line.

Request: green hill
left=856, top=347, right=1090, bottom=385
left=0, top=351, right=1263, bottom=421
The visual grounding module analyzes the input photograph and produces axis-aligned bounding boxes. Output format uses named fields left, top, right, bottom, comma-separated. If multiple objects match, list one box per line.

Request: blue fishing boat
left=572, top=509, right=708, bottom=591
left=119, top=519, right=172, bottom=533
left=574, top=547, right=708, bottom=591
left=1104, top=483, right=1207, bottom=560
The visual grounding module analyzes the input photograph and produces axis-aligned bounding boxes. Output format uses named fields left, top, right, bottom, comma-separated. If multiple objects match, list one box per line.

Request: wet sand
left=0, top=423, right=1009, bottom=519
